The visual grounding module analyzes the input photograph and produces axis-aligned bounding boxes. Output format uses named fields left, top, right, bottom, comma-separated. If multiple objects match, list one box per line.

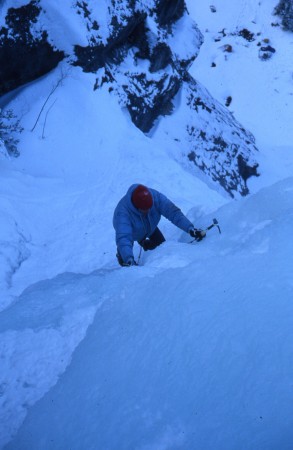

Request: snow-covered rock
left=153, top=76, right=259, bottom=197
left=274, top=0, right=293, bottom=31
left=0, top=0, right=259, bottom=195
left=0, top=109, right=23, bottom=156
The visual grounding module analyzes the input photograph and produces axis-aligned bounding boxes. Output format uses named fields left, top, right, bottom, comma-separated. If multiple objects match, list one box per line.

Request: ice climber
left=113, top=184, right=206, bottom=266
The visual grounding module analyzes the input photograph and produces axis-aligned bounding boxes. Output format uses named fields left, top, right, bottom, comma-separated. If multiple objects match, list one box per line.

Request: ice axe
left=206, top=218, right=221, bottom=234
left=190, top=218, right=221, bottom=243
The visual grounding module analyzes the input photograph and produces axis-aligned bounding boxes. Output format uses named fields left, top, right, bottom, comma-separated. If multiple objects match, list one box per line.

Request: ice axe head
left=205, top=218, right=221, bottom=233
left=213, top=218, right=221, bottom=234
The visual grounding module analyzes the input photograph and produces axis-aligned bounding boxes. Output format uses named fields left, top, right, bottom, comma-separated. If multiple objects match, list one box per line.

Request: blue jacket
left=113, top=184, right=194, bottom=263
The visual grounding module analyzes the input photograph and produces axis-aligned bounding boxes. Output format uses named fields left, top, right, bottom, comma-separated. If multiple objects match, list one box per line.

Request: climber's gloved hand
left=189, top=228, right=206, bottom=241
left=140, top=238, right=152, bottom=251
left=123, top=257, right=138, bottom=267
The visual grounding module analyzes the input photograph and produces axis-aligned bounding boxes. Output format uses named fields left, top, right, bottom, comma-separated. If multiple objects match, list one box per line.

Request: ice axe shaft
left=137, top=246, right=143, bottom=265
left=206, top=218, right=221, bottom=234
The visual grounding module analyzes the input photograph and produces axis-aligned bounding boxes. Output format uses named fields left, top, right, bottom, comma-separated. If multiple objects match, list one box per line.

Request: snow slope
left=3, top=177, right=293, bottom=449
left=0, top=66, right=225, bottom=310
left=1, top=0, right=293, bottom=448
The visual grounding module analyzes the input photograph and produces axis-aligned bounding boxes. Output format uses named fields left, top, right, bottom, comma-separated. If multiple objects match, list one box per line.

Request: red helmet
left=131, top=185, right=153, bottom=210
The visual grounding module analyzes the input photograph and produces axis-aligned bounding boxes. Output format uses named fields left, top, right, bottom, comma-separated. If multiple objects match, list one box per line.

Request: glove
left=140, top=238, right=153, bottom=251
left=189, top=228, right=206, bottom=241
left=122, top=258, right=138, bottom=267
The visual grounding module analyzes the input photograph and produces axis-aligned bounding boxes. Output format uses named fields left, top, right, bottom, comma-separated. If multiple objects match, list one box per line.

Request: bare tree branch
left=31, top=71, right=67, bottom=132
left=42, top=99, right=57, bottom=139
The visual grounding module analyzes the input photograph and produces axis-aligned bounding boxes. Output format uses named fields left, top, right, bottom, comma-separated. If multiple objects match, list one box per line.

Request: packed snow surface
left=3, top=177, right=293, bottom=450
left=1, top=0, right=293, bottom=448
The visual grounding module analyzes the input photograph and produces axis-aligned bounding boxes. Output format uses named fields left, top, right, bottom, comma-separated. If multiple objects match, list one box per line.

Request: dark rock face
left=0, top=1, right=65, bottom=96
left=74, top=5, right=146, bottom=72
left=258, top=45, right=276, bottom=60
left=238, top=28, right=255, bottom=42
left=149, top=43, right=172, bottom=73
left=124, top=74, right=181, bottom=133
left=155, top=0, right=186, bottom=27
left=274, top=0, right=293, bottom=31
